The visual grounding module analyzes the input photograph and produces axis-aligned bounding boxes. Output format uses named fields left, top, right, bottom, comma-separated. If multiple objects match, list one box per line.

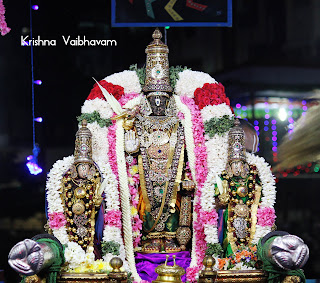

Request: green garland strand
left=101, top=241, right=120, bottom=256
left=129, top=64, right=146, bottom=86
left=205, top=243, right=224, bottom=257
left=204, top=115, right=234, bottom=138
left=169, top=65, right=189, bottom=89
left=257, top=237, right=306, bottom=283
left=77, top=111, right=112, bottom=128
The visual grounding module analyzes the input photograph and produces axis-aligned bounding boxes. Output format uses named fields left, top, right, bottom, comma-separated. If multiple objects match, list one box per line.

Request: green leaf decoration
left=205, top=243, right=224, bottom=257
left=101, top=241, right=120, bottom=256
left=169, top=66, right=190, bottom=89
left=129, top=64, right=146, bottom=86
left=77, top=111, right=112, bottom=128
left=204, top=115, right=234, bottom=138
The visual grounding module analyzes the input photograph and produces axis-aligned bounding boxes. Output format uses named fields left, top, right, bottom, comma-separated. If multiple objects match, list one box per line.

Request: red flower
left=86, top=80, right=124, bottom=101
left=194, top=82, right=230, bottom=110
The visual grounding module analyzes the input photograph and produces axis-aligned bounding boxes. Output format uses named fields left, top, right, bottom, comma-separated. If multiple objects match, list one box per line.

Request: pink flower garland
left=104, top=210, right=122, bottom=229
left=0, top=0, right=10, bottom=36
left=257, top=207, right=276, bottom=227
left=180, top=96, right=209, bottom=282
left=126, top=157, right=143, bottom=248
left=118, top=92, right=140, bottom=107
left=48, top=212, right=67, bottom=229
left=107, top=122, right=118, bottom=181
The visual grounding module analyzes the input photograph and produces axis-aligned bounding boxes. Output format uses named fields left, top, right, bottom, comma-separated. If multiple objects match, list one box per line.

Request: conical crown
left=227, top=119, right=246, bottom=163
left=74, top=120, right=93, bottom=164
left=142, top=28, right=173, bottom=93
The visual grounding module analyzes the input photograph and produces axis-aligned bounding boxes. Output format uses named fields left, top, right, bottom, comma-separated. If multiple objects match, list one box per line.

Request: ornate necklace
left=61, top=165, right=101, bottom=251
left=136, top=119, right=185, bottom=232
left=221, top=164, right=261, bottom=252
left=137, top=115, right=178, bottom=131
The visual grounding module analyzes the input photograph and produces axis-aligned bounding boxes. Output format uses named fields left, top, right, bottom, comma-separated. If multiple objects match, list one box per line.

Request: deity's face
left=231, top=161, right=243, bottom=176
left=147, top=95, right=169, bottom=116
left=77, top=163, right=90, bottom=179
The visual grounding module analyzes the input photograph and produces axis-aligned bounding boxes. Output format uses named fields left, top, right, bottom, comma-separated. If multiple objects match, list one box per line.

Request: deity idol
left=8, top=29, right=309, bottom=283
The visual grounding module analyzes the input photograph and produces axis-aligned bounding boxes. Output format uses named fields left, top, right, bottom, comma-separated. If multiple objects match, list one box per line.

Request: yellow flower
left=131, top=206, right=138, bottom=215
left=130, top=165, right=139, bottom=175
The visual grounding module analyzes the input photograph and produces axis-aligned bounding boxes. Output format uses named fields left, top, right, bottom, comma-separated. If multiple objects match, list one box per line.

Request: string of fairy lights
left=25, top=1, right=43, bottom=175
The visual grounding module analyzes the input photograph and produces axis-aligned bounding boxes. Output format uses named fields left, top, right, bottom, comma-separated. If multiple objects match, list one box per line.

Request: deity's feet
left=143, top=239, right=162, bottom=253
left=164, top=239, right=181, bottom=253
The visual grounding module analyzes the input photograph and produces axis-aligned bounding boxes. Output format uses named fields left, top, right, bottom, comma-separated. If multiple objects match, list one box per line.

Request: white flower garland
left=201, top=103, right=233, bottom=122
left=175, top=70, right=217, bottom=98
left=115, top=119, right=141, bottom=281
left=81, top=98, right=114, bottom=120
left=246, top=152, right=277, bottom=244
left=104, top=70, right=142, bottom=94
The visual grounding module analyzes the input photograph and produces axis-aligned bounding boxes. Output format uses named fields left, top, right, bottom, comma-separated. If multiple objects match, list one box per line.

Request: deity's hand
left=182, top=180, right=195, bottom=191
left=268, top=234, right=309, bottom=270
left=8, top=239, right=45, bottom=276
left=124, top=130, right=140, bottom=153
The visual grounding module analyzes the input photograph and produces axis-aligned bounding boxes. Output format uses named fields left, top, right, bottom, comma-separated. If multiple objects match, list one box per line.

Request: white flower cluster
left=104, top=70, right=142, bottom=94
left=81, top=98, right=114, bottom=119
left=231, top=262, right=255, bottom=271
left=46, top=156, right=74, bottom=245
left=252, top=225, right=272, bottom=245
left=201, top=103, right=233, bottom=122
left=175, top=70, right=217, bottom=98
left=205, top=134, right=229, bottom=177
left=64, top=242, right=87, bottom=269
left=246, top=152, right=276, bottom=244
left=246, top=153, right=276, bottom=208
left=86, top=122, right=109, bottom=162
left=200, top=172, right=216, bottom=212
left=204, top=225, right=219, bottom=245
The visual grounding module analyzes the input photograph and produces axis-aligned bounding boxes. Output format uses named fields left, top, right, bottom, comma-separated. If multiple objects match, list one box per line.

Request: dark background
left=1, top=0, right=320, bottom=281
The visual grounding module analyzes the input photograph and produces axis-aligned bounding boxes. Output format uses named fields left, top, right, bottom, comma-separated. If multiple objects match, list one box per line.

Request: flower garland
left=175, top=70, right=217, bottom=98
left=217, top=245, right=258, bottom=271
left=0, top=0, right=10, bottom=36
left=194, top=83, right=230, bottom=110
left=204, top=115, right=234, bottom=138
left=178, top=96, right=209, bottom=282
left=246, top=152, right=277, bottom=244
left=82, top=98, right=115, bottom=120
left=126, top=157, right=143, bottom=249
left=77, top=111, right=112, bottom=128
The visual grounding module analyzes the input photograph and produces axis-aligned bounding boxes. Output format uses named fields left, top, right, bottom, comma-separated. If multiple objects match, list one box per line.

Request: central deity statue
left=121, top=29, right=193, bottom=253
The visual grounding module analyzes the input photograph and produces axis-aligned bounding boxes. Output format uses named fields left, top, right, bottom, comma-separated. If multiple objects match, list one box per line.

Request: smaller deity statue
left=215, top=119, right=262, bottom=256
left=8, top=120, right=104, bottom=278
left=62, top=119, right=103, bottom=253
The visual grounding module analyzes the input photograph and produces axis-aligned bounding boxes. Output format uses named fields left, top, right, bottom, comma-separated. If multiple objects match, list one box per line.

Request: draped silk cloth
left=135, top=251, right=191, bottom=282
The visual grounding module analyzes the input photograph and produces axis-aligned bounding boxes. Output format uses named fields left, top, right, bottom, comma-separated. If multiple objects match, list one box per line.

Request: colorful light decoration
left=34, top=117, right=43, bottom=122
left=271, top=119, right=278, bottom=162
left=302, top=100, right=308, bottom=116
left=26, top=2, right=43, bottom=176
left=33, top=80, right=42, bottom=85
left=26, top=144, right=42, bottom=175
left=254, top=120, right=260, bottom=152
left=288, top=101, right=294, bottom=135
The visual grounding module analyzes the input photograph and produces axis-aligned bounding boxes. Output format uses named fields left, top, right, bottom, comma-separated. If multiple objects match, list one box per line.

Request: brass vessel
left=152, top=255, right=185, bottom=283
